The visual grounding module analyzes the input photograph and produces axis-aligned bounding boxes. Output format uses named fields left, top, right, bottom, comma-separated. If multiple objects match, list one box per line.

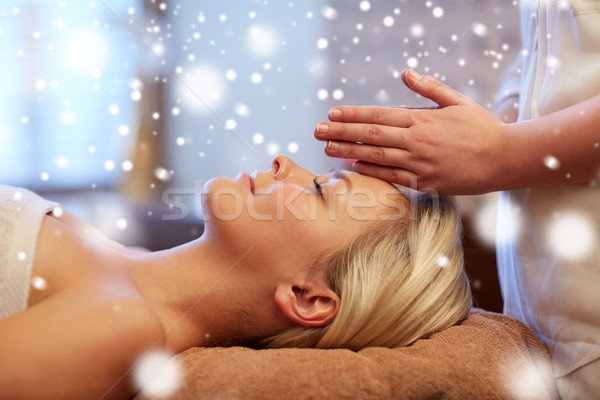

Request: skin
left=314, top=68, right=600, bottom=195
left=0, top=155, right=404, bottom=400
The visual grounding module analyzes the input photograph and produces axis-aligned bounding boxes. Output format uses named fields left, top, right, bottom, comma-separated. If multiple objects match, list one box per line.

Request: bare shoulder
left=0, top=290, right=166, bottom=400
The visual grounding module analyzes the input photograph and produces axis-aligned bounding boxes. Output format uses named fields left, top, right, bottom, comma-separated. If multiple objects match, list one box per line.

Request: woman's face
left=202, top=155, right=408, bottom=279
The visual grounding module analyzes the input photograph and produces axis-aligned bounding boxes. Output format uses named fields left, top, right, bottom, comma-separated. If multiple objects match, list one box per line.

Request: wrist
left=487, top=122, right=519, bottom=192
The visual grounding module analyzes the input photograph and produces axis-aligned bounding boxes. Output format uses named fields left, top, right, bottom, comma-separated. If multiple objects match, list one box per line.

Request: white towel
left=0, top=185, right=58, bottom=319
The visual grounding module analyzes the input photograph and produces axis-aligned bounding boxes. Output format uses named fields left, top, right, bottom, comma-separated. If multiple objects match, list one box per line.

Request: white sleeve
left=493, top=55, right=522, bottom=108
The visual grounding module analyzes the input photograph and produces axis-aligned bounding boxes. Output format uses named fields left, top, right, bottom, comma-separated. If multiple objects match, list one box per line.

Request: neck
left=125, top=236, right=283, bottom=354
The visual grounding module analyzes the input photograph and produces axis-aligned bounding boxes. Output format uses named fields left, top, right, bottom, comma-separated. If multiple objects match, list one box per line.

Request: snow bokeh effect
left=473, top=198, right=498, bottom=247
left=504, top=355, right=552, bottom=399
left=436, top=255, right=450, bottom=268
left=0, top=1, right=141, bottom=188
left=547, top=211, right=596, bottom=261
left=133, top=350, right=182, bottom=398
left=177, top=64, right=226, bottom=113
left=31, top=275, right=48, bottom=291
left=472, top=195, right=521, bottom=248
left=0, top=0, right=521, bottom=232
left=247, top=25, right=280, bottom=57
left=158, top=0, right=522, bottom=192
left=543, top=155, right=560, bottom=170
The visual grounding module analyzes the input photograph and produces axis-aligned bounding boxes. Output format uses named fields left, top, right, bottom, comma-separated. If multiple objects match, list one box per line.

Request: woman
left=0, top=155, right=471, bottom=399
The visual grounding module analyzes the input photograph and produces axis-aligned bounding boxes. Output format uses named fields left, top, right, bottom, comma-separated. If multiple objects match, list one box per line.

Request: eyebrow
left=318, top=169, right=351, bottom=209
left=332, top=169, right=352, bottom=191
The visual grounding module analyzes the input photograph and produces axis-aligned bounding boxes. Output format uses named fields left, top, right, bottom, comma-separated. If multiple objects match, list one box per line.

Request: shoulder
left=103, top=296, right=167, bottom=356
left=0, top=292, right=166, bottom=399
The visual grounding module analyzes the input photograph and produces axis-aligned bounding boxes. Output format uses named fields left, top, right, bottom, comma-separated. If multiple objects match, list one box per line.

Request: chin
left=201, top=177, right=247, bottom=223
left=200, top=177, right=227, bottom=217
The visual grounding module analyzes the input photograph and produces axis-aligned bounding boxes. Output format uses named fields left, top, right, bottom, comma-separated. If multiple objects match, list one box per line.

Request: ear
left=274, top=283, right=340, bottom=328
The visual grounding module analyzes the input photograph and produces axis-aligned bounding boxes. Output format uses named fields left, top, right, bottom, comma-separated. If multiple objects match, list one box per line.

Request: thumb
left=401, top=69, right=471, bottom=107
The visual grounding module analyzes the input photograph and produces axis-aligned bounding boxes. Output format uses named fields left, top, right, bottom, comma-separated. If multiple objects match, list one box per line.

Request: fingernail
left=327, top=141, right=339, bottom=150
left=353, top=161, right=363, bottom=171
left=316, top=123, right=329, bottom=133
left=410, top=69, right=423, bottom=80
left=329, top=108, right=342, bottom=120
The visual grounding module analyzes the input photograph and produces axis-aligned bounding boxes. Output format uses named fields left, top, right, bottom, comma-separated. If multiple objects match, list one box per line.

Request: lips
left=241, top=173, right=254, bottom=194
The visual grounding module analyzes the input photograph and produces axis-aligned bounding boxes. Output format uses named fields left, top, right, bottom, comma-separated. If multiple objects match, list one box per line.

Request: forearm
left=496, top=94, right=600, bottom=190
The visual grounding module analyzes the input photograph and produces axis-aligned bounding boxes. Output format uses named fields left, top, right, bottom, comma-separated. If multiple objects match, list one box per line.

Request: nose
left=271, top=154, right=305, bottom=180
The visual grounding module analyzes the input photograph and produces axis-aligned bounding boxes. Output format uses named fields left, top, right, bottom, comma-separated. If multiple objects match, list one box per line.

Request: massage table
left=135, top=309, right=559, bottom=399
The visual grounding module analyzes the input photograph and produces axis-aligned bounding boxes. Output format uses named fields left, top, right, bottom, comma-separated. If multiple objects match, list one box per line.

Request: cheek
left=249, top=186, right=321, bottom=222
left=247, top=190, right=356, bottom=251
left=253, top=223, right=334, bottom=270
left=280, top=219, right=351, bottom=258
left=202, top=178, right=248, bottom=222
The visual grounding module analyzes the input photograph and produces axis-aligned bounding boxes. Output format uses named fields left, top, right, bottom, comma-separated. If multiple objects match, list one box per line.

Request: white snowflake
left=543, top=155, right=560, bottom=170
left=252, top=133, right=264, bottom=144
left=133, top=350, right=181, bottom=398
left=547, top=212, right=596, bottom=261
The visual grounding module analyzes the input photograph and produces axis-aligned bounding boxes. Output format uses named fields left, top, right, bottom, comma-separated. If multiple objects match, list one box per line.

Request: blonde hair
left=260, top=192, right=472, bottom=350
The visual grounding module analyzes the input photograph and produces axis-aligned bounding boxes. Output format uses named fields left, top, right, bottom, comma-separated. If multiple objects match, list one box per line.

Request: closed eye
left=313, top=177, right=324, bottom=197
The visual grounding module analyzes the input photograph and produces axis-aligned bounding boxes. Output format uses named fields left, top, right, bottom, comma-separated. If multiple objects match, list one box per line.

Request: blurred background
left=0, top=0, right=521, bottom=312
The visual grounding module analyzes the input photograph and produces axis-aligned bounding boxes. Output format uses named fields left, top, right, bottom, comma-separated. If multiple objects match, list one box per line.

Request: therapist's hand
left=314, top=69, right=508, bottom=195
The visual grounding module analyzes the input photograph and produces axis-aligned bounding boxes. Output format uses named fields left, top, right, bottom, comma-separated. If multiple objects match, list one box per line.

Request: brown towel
left=135, top=309, right=559, bottom=399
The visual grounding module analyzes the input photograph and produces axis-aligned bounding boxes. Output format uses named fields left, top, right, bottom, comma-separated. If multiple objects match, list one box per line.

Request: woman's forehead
left=323, top=171, right=409, bottom=222
left=326, top=170, right=399, bottom=193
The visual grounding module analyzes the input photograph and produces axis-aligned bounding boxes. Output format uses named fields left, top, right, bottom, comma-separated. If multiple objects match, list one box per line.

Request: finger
left=328, top=105, right=414, bottom=126
left=352, top=161, right=417, bottom=188
left=314, top=121, right=410, bottom=149
left=401, top=68, right=472, bottom=108
left=323, top=140, right=412, bottom=169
